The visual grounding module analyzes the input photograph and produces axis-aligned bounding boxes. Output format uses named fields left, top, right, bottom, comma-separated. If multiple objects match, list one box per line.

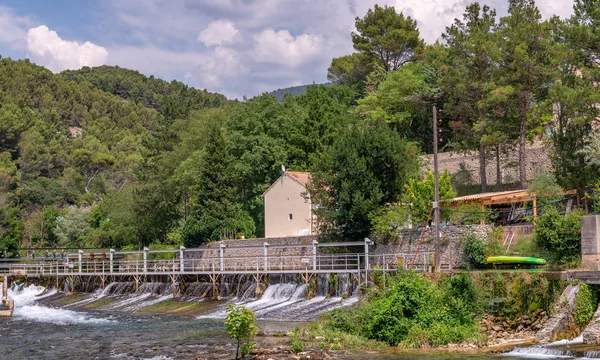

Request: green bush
left=225, top=305, right=257, bottom=360
left=326, top=271, right=480, bottom=347
left=470, top=272, right=566, bottom=319
left=461, top=233, right=487, bottom=269
left=575, top=283, right=598, bottom=329
left=534, top=206, right=583, bottom=264
left=290, top=337, right=305, bottom=353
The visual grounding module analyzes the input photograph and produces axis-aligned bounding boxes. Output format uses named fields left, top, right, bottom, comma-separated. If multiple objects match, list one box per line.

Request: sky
left=0, top=0, right=576, bottom=100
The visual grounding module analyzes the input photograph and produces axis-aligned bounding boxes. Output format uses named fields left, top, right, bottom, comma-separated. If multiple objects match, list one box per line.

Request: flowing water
left=4, top=282, right=600, bottom=359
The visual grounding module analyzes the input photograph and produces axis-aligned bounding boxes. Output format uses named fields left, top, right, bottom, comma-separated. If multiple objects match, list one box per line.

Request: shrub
left=326, top=271, right=480, bottom=347
left=461, top=233, right=487, bottom=269
left=225, top=305, right=257, bottom=360
left=575, top=283, right=597, bottom=329
left=534, top=206, right=583, bottom=264
left=290, top=337, right=305, bottom=353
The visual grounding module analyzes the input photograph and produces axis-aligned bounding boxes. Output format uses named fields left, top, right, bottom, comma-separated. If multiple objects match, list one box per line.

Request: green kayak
left=486, top=256, right=546, bottom=265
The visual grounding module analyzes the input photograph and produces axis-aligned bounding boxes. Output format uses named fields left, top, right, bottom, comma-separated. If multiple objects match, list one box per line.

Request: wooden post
left=433, top=106, right=441, bottom=272
left=533, top=195, right=537, bottom=220
left=480, top=204, right=485, bottom=225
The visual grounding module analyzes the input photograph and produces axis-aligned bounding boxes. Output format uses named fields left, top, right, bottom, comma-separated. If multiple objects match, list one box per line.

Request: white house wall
left=264, top=175, right=313, bottom=238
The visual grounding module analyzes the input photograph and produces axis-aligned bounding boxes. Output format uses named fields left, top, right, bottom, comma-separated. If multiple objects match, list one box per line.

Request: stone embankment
left=536, top=283, right=580, bottom=343
left=583, top=302, right=600, bottom=344
left=480, top=310, right=548, bottom=346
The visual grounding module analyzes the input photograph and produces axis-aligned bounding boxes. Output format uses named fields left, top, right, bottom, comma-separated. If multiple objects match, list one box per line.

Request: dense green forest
left=269, top=83, right=331, bottom=102
left=1, top=0, right=600, bottom=255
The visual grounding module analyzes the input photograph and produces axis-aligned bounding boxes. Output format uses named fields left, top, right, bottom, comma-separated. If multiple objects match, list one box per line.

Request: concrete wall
left=372, top=225, right=492, bottom=269
left=264, top=174, right=314, bottom=238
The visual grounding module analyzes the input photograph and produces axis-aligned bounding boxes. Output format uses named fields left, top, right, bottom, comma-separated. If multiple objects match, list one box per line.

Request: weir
left=0, top=239, right=442, bottom=297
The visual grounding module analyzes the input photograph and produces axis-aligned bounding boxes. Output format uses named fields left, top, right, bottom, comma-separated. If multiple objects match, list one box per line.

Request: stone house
left=262, top=171, right=317, bottom=238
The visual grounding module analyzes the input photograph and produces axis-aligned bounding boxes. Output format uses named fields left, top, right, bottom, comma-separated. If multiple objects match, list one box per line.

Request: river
left=3, top=284, right=599, bottom=359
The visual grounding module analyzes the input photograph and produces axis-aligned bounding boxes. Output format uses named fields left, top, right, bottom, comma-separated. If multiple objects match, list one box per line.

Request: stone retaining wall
left=182, top=236, right=318, bottom=270
left=372, top=225, right=492, bottom=269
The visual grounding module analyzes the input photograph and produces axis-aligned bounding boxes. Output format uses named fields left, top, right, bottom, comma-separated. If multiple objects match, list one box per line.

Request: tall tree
left=496, top=0, right=557, bottom=189
left=352, top=4, right=424, bottom=72
left=183, top=117, right=254, bottom=246
left=327, top=53, right=375, bottom=89
left=443, top=3, right=499, bottom=192
left=309, top=124, right=419, bottom=241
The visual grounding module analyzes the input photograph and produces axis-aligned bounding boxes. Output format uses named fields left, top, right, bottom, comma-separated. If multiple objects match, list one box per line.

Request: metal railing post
left=219, top=244, right=226, bottom=272
left=109, top=249, right=115, bottom=274
left=180, top=246, right=186, bottom=273
left=263, top=242, right=269, bottom=272
left=143, top=247, right=149, bottom=273
left=364, top=238, right=372, bottom=286
left=312, top=240, right=318, bottom=271
left=78, top=250, right=83, bottom=274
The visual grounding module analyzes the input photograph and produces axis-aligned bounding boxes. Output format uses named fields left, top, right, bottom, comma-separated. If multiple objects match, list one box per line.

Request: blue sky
left=0, top=0, right=575, bottom=99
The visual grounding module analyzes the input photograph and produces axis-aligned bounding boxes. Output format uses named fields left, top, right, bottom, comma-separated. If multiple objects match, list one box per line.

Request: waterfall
left=505, top=336, right=600, bottom=359
left=199, top=272, right=359, bottom=321
left=336, top=273, right=349, bottom=297
left=8, top=284, right=112, bottom=325
left=317, top=273, right=330, bottom=296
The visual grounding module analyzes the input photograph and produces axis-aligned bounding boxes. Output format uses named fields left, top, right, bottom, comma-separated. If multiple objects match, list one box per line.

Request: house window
left=288, top=213, right=293, bottom=220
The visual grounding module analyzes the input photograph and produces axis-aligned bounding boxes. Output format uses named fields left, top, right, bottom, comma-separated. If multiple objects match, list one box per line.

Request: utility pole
left=433, top=106, right=441, bottom=272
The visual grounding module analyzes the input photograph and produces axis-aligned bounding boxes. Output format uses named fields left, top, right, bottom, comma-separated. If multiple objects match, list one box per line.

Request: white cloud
left=26, top=25, right=108, bottom=72
left=0, top=6, right=33, bottom=50
left=252, top=29, right=323, bottom=67
left=198, top=20, right=239, bottom=46
left=198, top=46, right=246, bottom=87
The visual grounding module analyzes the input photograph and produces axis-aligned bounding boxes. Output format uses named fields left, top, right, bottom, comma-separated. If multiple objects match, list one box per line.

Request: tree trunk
left=184, top=187, right=189, bottom=221
left=518, top=91, right=528, bottom=189
left=479, top=144, right=488, bottom=193
left=495, top=145, right=502, bottom=191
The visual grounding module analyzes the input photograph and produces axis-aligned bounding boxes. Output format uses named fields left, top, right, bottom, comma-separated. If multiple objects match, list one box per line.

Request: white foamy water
left=8, top=284, right=113, bottom=325
left=199, top=282, right=358, bottom=321
left=504, top=335, right=595, bottom=359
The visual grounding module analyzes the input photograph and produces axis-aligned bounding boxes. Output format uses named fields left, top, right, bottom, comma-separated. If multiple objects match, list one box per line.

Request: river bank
left=6, top=283, right=600, bottom=359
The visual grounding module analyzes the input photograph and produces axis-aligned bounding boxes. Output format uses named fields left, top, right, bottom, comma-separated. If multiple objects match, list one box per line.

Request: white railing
left=0, top=251, right=450, bottom=277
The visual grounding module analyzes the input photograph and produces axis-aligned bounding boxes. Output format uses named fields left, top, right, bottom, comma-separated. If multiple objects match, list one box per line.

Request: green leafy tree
left=327, top=52, right=375, bottom=89
left=310, top=124, right=419, bottom=241
left=352, top=4, right=424, bottom=72
left=403, top=170, right=456, bottom=225
left=443, top=3, right=501, bottom=192
left=225, top=304, right=257, bottom=360
left=54, top=205, right=91, bottom=248
left=496, top=0, right=558, bottom=189
left=183, top=118, right=254, bottom=246
left=534, top=206, right=583, bottom=263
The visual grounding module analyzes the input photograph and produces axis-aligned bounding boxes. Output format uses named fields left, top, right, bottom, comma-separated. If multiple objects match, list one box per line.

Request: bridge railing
left=0, top=251, right=450, bottom=276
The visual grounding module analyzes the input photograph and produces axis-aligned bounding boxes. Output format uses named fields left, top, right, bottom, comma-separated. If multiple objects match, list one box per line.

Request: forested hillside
left=61, top=66, right=228, bottom=119
left=269, top=83, right=331, bottom=102
left=2, top=0, right=600, bottom=256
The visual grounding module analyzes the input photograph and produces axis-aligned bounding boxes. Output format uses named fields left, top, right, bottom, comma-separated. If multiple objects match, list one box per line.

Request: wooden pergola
left=450, top=189, right=538, bottom=223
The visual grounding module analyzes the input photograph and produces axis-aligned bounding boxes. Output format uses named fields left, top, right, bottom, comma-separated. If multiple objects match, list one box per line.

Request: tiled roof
left=286, top=171, right=311, bottom=187
left=261, top=171, right=312, bottom=197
